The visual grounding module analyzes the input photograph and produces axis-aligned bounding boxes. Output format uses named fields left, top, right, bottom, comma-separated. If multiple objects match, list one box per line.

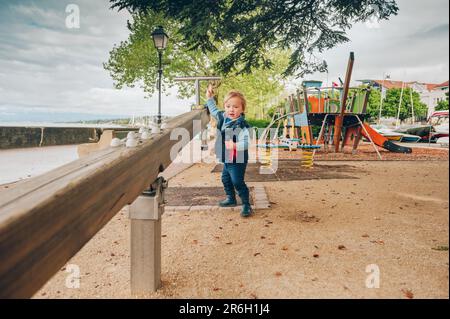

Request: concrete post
left=201, top=125, right=209, bottom=151
left=129, top=177, right=167, bottom=295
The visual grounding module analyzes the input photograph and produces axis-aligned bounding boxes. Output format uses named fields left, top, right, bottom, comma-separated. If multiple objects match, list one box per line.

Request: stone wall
left=0, top=127, right=102, bottom=149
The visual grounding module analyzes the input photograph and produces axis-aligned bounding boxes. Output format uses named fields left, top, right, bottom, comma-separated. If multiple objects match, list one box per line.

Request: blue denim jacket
left=205, top=98, right=250, bottom=163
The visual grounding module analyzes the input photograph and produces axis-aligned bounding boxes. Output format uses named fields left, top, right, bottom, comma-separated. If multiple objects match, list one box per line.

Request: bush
left=246, top=119, right=272, bottom=128
left=436, top=100, right=449, bottom=111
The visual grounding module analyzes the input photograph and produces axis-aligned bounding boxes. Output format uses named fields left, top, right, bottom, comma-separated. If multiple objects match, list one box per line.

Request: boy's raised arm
left=205, top=98, right=222, bottom=121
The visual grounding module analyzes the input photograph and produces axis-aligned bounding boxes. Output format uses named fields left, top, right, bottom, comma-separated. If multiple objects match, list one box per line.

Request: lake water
left=0, top=145, right=79, bottom=185
left=0, top=121, right=203, bottom=185
left=0, top=123, right=129, bottom=183
left=0, top=122, right=128, bottom=128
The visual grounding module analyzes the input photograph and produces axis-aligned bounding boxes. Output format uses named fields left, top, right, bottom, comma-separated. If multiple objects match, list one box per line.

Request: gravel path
left=35, top=160, right=449, bottom=299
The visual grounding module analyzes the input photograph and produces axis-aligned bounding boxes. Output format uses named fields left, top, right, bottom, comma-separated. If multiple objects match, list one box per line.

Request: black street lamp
left=151, top=26, right=169, bottom=126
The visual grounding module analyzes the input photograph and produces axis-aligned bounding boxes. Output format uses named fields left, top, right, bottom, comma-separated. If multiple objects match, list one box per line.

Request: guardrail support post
left=201, top=126, right=209, bottom=151
left=129, top=177, right=167, bottom=295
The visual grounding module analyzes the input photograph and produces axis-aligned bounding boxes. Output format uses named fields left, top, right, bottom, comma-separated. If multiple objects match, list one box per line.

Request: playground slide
left=361, top=123, right=412, bottom=154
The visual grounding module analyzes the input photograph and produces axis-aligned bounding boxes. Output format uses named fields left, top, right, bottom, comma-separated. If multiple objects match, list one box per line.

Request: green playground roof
left=302, top=81, right=323, bottom=89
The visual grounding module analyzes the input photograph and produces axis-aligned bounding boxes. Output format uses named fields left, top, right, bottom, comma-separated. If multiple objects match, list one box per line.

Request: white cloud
left=294, top=0, right=449, bottom=88
left=0, top=0, right=196, bottom=121
left=365, top=17, right=381, bottom=29
left=13, top=3, right=64, bottom=29
left=0, top=0, right=448, bottom=122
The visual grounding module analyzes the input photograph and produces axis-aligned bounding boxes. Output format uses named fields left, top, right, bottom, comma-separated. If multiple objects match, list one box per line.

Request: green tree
left=365, top=88, right=428, bottom=122
left=366, top=88, right=382, bottom=120
left=104, top=11, right=208, bottom=98
left=104, top=11, right=291, bottom=119
left=436, top=99, right=449, bottom=111
left=381, top=88, right=427, bottom=121
left=110, top=0, right=398, bottom=77
left=213, top=49, right=290, bottom=119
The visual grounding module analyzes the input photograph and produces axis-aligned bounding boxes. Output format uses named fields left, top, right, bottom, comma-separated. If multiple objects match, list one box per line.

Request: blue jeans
left=221, top=163, right=249, bottom=204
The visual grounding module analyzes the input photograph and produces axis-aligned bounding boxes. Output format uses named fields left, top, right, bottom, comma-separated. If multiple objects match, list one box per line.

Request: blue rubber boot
left=219, top=196, right=237, bottom=207
left=241, top=199, right=253, bottom=217
left=240, top=202, right=253, bottom=217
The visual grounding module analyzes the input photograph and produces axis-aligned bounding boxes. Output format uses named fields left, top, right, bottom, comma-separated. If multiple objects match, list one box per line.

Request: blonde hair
left=223, top=90, right=247, bottom=111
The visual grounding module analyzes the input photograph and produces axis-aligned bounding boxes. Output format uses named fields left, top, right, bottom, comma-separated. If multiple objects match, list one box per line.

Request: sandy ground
left=35, top=159, right=449, bottom=299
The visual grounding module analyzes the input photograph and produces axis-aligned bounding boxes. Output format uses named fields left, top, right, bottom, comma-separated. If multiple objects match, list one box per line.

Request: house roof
left=373, top=80, right=410, bottom=89
left=433, top=80, right=449, bottom=90
left=360, top=79, right=449, bottom=91
left=358, top=79, right=413, bottom=89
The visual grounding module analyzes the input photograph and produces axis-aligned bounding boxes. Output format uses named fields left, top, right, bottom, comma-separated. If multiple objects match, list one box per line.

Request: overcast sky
left=0, top=0, right=448, bottom=122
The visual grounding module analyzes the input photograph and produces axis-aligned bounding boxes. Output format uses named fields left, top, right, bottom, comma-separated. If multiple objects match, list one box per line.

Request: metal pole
left=396, top=82, right=405, bottom=128
left=378, top=75, right=386, bottom=125
left=313, top=114, right=330, bottom=156
left=173, top=76, right=222, bottom=108
left=410, top=88, right=415, bottom=124
left=195, top=79, right=200, bottom=106
left=157, top=50, right=163, bottom=125
left=316, top=88, right=322, bottom=112
left=356, top=115, right=383, bottom=160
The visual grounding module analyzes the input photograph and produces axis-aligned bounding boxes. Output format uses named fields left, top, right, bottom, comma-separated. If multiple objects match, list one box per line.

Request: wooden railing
left=0, top=109, right=210, bottom=298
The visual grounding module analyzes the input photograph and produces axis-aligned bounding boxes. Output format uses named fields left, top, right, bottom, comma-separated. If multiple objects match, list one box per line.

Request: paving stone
left=167, top=206, right=191, bottom=211
left=190, top=205, right=210, bottom=211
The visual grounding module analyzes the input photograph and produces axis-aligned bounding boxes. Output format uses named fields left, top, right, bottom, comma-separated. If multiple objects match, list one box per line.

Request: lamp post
left=151, top=26, right=169, bottom=126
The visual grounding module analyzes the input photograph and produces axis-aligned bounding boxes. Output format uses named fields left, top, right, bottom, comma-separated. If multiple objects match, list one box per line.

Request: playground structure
left=258, top=52, right=412, bottom=165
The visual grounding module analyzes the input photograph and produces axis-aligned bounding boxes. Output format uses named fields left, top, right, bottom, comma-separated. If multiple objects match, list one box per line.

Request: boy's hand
left=225, top=140, right=235, bottom=150
left=206, top=84, right=214, bottom=99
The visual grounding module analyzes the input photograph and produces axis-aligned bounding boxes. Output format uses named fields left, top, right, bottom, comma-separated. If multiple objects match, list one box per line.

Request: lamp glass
left=151, top=26, right=169, bottom=50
